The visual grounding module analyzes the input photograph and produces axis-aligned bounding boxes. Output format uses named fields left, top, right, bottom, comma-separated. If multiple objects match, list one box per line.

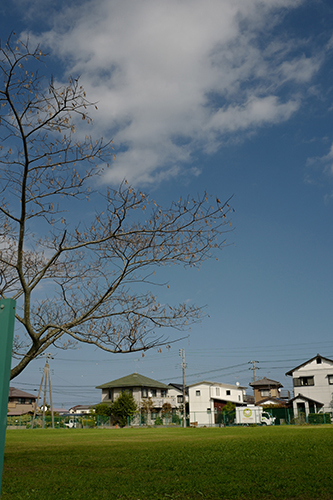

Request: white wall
left=291, top=358, right=333, bottom=408
left=189, top=382, right=245, bottom=427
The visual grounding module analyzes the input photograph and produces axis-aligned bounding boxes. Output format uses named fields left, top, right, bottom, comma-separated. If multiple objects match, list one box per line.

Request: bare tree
left=161, top=402, right=173, bottom=424
left=0, top=35, right=234, bottom=379
left=140, top=397, right=155, bottom=425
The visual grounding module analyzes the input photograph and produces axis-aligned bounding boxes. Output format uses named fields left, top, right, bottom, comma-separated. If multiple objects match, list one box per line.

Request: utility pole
left=32, top=354, right=54, bottom=429
left=249, top=360, right=259, bottom=382
left=179, top=348, right=186, bottom=428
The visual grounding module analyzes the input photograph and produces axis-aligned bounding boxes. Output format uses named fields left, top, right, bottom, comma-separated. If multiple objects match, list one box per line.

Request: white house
left=285, top=354, right=333, bottom=417
left=167, top=383, right=188, bottom=406
left=69, top=405, right=95, bottom=415
left=188, top=380, right=246, bottom=427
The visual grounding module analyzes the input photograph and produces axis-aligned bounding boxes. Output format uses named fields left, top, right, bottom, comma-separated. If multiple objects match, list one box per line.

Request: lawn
left=2, top=425, right=333, bottom=499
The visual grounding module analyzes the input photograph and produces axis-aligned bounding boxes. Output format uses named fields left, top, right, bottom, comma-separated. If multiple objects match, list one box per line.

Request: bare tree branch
left=0, top=35, right=234, bottom=379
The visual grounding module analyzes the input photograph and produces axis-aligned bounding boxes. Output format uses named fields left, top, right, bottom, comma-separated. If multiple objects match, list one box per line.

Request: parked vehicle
left=235, top=406, right=275, bottom=426
left=64, top=418, right=79, bottom=428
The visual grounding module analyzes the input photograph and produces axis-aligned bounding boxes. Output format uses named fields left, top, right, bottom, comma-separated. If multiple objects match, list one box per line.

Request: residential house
left=167, top=383, right=188, bottom=406
left=96, top=373, right=179, bottom=423
left=188, top=381, right=246, bottom=427
left=253, top=396, right=290, bottom=408
left=69, top=405, right=95, bottom=415
left=7, top=387, right=36, bottom=416
left=286, top=354, right=333, bottom=417
left=249, top=377, right=283, bottom=405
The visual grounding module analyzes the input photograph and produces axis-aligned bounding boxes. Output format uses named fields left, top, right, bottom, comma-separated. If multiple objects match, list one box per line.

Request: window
left=142, top=388, right=148, bottom=398
left=226, top=390, right=231, bottom=396
left=177, top=395, right=183, bottom=403
left=328, top=375, right=333, bottom=385
left=238, top=395, right=241, bottom=401
left=316, top=357, right=322, bottom=364
left=18, top=398, right=25, bottom=404
left=196, top=390, right=201, bottom=396
left=216, top=388, right=220, bottom=396
left=260, top=390, right=270, bottom=397
left=293, top=376, right=314, bottom=387
left=161, top=389, right=167, bottom=397
left=108, top=389, right=113, bottom=401
left=150, top=389, right=157, bottom=397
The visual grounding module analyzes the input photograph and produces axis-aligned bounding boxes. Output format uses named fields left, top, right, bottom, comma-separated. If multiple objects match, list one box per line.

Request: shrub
left=172, top=414, right=180, bottom=425
left=111, top=391, right=137, bottom=427
left=95, top=403, right=112, bottom=417
left=308, top=413, right=331, bottom=424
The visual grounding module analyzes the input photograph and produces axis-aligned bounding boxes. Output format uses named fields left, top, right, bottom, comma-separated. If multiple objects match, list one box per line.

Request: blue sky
left=2, top=0, right=333, bottom=408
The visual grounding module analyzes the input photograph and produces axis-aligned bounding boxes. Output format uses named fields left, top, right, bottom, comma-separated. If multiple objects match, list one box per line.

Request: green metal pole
left=0, top=298, right=16, bottom=496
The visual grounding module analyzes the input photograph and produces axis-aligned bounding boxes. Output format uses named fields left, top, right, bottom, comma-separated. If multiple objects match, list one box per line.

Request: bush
left=308, top=413, right=331, bottom=424
left=154, top=417, right=163, bottom=426
left=292, top=414, right=306, bottom=425
left=82, top=418, right=96, bottom=428
left=7, top=414, right=32, bottom=427
left=111, top=391, right=137, bottom=427
left=95, top=403, right=112, bottom=417
left=172, top=414, right=180, bottom=425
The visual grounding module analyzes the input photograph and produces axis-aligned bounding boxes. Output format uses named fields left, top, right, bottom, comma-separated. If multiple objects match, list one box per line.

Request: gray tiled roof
left=96, top=372, right=169, bottom=390
left=8, top=387, right=36, bottom=399
left=249, top=377, right=282, bottom=388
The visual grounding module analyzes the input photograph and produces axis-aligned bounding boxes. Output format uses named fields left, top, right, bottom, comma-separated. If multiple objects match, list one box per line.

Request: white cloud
left=30, top=0, right=320, bottom=186
left=307, top=142, right=333, bottom=177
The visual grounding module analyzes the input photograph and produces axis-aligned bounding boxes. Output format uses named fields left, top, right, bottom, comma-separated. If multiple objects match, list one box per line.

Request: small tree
left=141, top=397, right=155, bottom=425
left=0, top=36, right=234, bottom=379
left=110, top=391, right=137, bottom=427
left=220, top=401, right=236, bottom=426
left=161, top=402, right=172, bottom=424
left=94, top=403, right=112, bottom=417
left=223, top=402, right=236, bottom=413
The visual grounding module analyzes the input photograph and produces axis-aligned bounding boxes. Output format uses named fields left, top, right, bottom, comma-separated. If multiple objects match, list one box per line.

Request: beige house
left=8, top=387, right=36, bottom=416
left=96, top=373, right=179, bottom=422
left=249, top=377, right=283, bottom=405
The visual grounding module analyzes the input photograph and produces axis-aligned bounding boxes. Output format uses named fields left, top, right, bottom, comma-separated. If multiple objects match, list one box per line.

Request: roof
left=52, top=408, right=68, bottom=414
left=96, top=373, right=169, bottom=390
left=69, top=405, right=94, bottom=411
left=289, top=393, right=324, bottom=406
left=255, top=397, right=290, bottom=407
left=249, top=377, right=282, bottom=388
left=168, top=383, right=189, bottom=395
left=7, top=410, right=34, bottom=416
left=188, top=380, right=247, bottom=390
left=285, top=354, right=333, bottom=376
left=8, top=387, right=36, bottom=400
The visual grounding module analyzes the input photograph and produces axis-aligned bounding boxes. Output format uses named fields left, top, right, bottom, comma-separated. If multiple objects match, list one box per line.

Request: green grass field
left=2, top=426, right=333, bottom=499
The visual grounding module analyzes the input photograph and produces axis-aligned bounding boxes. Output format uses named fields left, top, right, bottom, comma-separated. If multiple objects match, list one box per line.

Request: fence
left=6, top=412, right=188, bottom=429
left=6, top=407, right=332, bottom=429
left=189, top=406, right=333, bottom=427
